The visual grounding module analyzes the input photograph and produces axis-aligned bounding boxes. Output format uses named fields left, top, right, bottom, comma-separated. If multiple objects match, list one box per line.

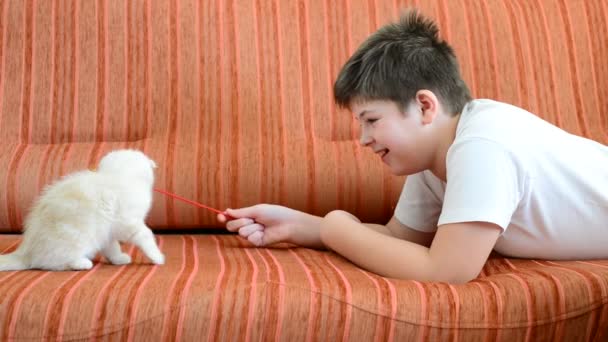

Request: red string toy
left=153, top=188, right=233, bottom=219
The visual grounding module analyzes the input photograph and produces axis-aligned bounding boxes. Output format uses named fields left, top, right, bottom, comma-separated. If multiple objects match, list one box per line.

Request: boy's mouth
left=376, top=149, right=389, bottom=159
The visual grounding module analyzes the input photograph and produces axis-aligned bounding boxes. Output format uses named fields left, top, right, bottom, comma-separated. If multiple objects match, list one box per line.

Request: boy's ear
left=415, top=90, right=439, bottom=125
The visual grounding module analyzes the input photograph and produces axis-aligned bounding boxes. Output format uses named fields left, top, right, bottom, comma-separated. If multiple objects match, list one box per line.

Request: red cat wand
left=153, top=188, right=233, bottom=219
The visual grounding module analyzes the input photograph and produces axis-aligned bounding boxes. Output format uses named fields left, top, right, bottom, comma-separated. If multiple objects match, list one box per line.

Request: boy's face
left=352, top=99, right=434, bottom=176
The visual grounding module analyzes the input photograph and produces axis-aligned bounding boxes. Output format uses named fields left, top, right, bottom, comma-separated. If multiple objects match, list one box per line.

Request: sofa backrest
left=0, top=1, right=606, bottom=232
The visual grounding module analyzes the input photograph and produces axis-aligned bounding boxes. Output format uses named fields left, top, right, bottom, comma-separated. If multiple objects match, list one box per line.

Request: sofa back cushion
left=0, top=0, right=606, bottom=231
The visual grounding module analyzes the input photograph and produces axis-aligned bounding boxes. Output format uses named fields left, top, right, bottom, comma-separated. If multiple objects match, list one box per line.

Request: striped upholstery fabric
left=1, top=235, right=608, bottom=341
left=1, top=0, right=608, bottom=340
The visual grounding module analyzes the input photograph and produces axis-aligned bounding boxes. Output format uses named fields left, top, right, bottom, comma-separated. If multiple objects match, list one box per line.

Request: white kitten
left=0, top=149, right=165, bottom=271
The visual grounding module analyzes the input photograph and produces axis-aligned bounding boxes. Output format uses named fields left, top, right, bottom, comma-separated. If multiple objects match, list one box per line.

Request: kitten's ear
left=150, top=160, right=158, bottom=169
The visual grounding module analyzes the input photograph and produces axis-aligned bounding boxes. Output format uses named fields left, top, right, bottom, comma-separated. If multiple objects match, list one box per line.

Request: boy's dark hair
left=334, top=9, right=471, bottom=115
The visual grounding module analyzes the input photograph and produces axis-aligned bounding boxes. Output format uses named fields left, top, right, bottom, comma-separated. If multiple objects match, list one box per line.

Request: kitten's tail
left=0, top=252, right=27, bottom=271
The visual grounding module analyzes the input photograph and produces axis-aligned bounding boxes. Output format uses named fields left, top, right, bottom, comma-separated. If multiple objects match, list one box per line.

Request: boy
left=218, top=10, right=608, bottom=284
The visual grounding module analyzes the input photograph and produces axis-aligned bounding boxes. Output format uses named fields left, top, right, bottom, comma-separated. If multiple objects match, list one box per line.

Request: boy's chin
left=386, top=165, right=406, bottom=176
left=387, top=164, right=420, bottom=176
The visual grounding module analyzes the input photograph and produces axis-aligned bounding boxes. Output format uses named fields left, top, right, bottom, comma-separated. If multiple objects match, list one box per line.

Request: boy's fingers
left=226, top=218, right=255, bottom=232
left=238, top=224, right=264, bottom=238
left=225, top=205, right=261, bottom=220
left=217, top=213, right=227, bottom=223
left=258, top=229, right=283, bottom=246
left=248, top=231, right=265, bottom=246
left=247, top=228, right=282, bottom=247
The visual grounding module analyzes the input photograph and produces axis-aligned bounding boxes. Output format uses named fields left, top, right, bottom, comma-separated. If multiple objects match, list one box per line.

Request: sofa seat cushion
left=1, top=234, right=607, bottom=341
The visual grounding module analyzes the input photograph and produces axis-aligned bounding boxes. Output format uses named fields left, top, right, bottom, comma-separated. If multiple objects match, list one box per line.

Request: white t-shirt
left=395, top=99, right=608, bottom=260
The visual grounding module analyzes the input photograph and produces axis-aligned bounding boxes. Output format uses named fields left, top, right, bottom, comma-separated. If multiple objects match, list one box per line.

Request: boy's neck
left=429, top=113, right=461, bottom=182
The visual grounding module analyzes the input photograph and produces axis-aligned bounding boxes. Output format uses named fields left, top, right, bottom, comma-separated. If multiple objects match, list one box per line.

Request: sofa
left=1, top=0, right=607, bottom=340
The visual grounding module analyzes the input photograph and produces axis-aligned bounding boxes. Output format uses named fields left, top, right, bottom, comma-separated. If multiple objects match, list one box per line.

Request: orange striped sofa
left=1, top=0, right=607, bottom=340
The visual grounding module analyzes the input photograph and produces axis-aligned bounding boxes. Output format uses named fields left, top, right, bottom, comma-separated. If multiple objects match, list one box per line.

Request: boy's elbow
left=427, top=263, right=480, bottom=284
left=438, top=273, right=477, bottom=284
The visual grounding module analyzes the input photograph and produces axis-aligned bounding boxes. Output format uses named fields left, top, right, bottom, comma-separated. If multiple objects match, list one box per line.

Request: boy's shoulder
left=458, top=99, right=535, bottom=131
left=455, top=99, right=554, bottom=148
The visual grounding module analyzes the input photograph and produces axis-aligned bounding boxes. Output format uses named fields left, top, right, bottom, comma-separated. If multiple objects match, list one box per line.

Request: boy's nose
left=359, top=133, right=373, bottom=146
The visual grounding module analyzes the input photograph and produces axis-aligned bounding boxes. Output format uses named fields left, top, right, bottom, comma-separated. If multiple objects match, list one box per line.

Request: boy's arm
left=320, top=210, right=501, bottom=283
left=364, top=216, right=435, bottom=247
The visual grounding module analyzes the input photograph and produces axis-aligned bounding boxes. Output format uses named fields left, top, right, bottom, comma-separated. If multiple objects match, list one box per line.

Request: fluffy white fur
left=0, top=149, right=165, bottom=271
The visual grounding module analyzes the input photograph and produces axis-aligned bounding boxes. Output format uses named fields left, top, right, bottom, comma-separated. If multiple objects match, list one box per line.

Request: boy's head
left=333, top=9, right=471, bottom=115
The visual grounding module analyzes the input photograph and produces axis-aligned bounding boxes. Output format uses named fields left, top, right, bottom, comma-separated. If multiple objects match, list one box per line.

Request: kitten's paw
left=108, top=253, right=132, bottom=265
left=149, top=252, right=165, bottom=265
left=69, top=258, right=94, bottom=270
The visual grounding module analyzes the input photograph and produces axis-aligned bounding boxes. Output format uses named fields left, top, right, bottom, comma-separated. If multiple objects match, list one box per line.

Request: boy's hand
left=217, top=204, right=324, bottom=248
left=217, top=204, right=291, bottom=246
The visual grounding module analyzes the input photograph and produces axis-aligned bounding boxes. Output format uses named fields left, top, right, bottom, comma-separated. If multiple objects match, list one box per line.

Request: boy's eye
left=367, top=118, right=378, bottom=124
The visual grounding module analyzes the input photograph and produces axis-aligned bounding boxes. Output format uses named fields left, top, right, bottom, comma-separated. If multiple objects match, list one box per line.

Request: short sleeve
left=438, top=138, right=522, bottom=230
left=394, top=171, right=446, bottom=232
